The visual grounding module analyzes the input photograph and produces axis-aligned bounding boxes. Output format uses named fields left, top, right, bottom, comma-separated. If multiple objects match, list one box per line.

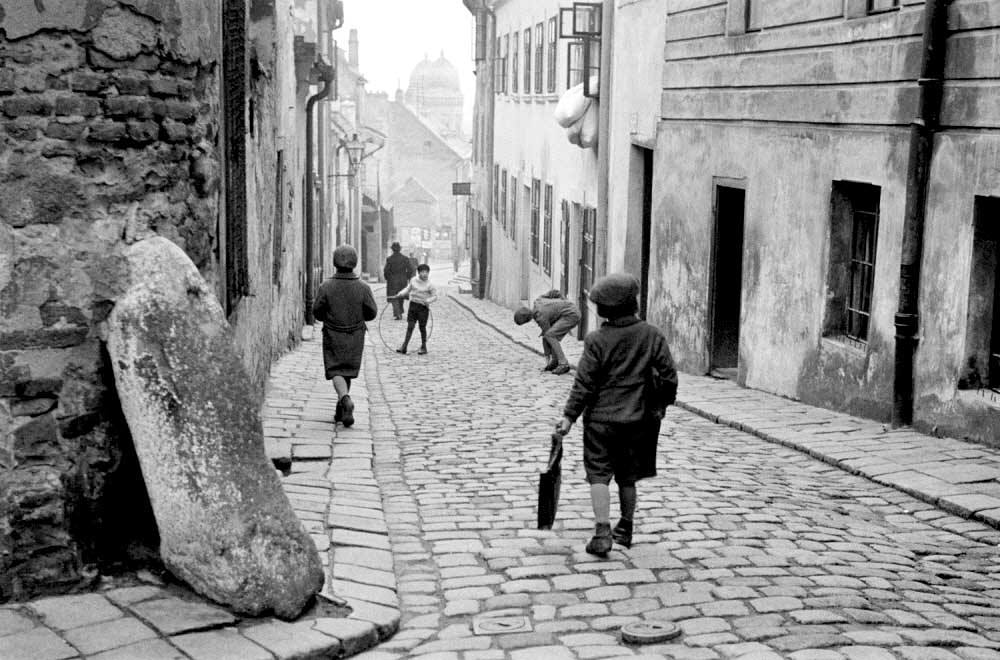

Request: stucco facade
left=647, top=0, right=1000, bottom=444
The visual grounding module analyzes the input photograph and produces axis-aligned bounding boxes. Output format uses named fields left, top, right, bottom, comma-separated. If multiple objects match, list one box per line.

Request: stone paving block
left=103, top=586, right=167, bottom=606
left=346, top=598, right=401, bottom=638
left=839, top=647, right=897, bottom=660
left=0, top=608, right=36, bottom=636
left=329, top=513, right=389, bottom=534
left=0, top=626, right=80, bottom=660
left=333, top=563, right=397, bottom=589
left=312, top=617, right=379, bottom=656
left=241, top=620, right=341, bottom=658
left=29, top=594, right=123, bottom=631
left=170, top=627, right=273, bottom=660
left=63, top=616, right=158, bottom=655
left=331, top=579, right=400, bottom=607
left=333, top=529, right=392, bottom=550
left=88, top=639, right=187, bottom=660
left=939, top=494, right=1000, bottom=517
left=128, top=597, right=236, bottom=635
left=334, top=546, right=395, bottom=571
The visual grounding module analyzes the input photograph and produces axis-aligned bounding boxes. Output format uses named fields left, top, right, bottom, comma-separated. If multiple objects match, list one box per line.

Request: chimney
left=349, top=29, right=359, bottom=68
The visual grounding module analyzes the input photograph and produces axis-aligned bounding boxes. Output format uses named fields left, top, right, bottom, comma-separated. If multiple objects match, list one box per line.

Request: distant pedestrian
left=312, top=245, right=378, bottom=427
left=514, top=289, right=580, bottom=375
left=383, top=241, right=414, bottom=320
left=408, top=252, right=420, bottom=273
left=555, top=273, right=678, bottom=556
left=389, top=263, right=438, bottom=355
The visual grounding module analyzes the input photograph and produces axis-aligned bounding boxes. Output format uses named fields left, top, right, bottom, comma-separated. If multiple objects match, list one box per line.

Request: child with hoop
left=389, top=263, right=438, bottom=355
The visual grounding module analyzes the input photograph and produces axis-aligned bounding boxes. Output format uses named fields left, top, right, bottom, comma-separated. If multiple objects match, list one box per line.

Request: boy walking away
left=312, top=245, right=378, bottom=427
left=390, top=263, right=438, bottom=355
left=514, top=289, right=580, bottom=375
left=555, top=273, right=678, bottom=556
left=384, top=241, right=414, bottom=320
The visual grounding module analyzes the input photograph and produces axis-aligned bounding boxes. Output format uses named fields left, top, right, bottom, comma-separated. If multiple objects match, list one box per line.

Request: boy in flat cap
left=555, top=273, right=678, bottom=556
left=514, top=290, right=581, bottom=374
left=312, top=244, right=378, bottom=427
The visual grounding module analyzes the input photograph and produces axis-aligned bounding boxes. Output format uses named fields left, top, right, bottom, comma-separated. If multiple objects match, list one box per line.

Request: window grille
left=846, top=197, right=879, bottom=342
left=581, top=206, right=596, bottom=297
left=530, top=179, right=541, bottom=264
left=542, top=184, right=553, bottom=275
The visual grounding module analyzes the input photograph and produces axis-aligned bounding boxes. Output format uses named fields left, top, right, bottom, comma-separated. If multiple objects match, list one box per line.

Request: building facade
left=0, top=0, right=341, bottom=599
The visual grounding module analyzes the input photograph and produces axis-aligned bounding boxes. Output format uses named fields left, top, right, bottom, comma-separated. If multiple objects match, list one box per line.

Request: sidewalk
left=449, top=291, right=1000, bottom=539
left=0, top=333, right=399, bottom=660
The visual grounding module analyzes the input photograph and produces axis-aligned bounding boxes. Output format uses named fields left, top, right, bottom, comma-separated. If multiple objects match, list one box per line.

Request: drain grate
left=472, top=614, right=532, bottom=635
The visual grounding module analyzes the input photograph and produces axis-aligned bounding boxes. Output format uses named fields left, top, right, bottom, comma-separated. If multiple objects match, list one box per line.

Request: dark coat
left=383, top=252, right=414, bottom=297
left=312, top=273, right=378, bottom=379
left=564, top=316, right=678, bottom=424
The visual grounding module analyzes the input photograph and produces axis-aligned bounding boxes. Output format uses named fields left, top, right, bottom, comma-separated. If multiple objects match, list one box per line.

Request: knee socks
left=618, top=484, right=636, bottom=522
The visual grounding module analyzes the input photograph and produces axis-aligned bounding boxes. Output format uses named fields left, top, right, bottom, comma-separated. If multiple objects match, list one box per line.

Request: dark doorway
left=710, top=185, right=745, bottom=376
left=639, top=148, right=653, bottom=320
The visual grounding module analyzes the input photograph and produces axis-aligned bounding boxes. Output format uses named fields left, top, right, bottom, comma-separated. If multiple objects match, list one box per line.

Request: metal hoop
left=376, top=301, right=434, bottom=351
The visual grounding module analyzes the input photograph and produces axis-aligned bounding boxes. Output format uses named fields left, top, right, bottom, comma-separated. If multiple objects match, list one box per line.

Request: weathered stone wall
left=652, top=0, right=1000, bottom=444
left=0, top=0, right=223, bottom=599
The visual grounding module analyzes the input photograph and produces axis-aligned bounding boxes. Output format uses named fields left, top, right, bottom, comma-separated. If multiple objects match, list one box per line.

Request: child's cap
left=513, top=307, right=533, bottom=325
left=589, top=272, right=639, bottom=307
left=333, top=244, right=358, bottom=270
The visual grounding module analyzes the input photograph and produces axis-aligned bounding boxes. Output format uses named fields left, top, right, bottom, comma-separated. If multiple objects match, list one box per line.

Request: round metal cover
left=621, top=621, right=682, bottom=644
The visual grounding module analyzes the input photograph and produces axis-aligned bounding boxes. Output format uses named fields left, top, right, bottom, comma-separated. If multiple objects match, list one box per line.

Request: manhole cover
left=621, top=621, right=682, bottom=644
left=472, top=615, right=532, bottom=635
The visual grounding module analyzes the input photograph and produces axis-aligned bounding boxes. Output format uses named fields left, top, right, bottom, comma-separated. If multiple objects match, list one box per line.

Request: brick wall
left=0, top=1, right=222, bottom=599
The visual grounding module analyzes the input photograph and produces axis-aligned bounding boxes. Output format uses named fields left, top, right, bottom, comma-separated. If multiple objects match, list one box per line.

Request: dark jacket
left=532, top=291, right=580, bottom=331
left=564, top=316, right=678, bottom=424
left=312, top=273, right=378, bottom=379
left=384, top=252, right=414, bottom=296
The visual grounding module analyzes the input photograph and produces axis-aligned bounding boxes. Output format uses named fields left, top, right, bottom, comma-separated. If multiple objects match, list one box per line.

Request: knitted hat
left=333, top=244, right=358, bottom=270
left=513, top=307, right=533, bottom=325
left=589, top=272, right=639, bottom=307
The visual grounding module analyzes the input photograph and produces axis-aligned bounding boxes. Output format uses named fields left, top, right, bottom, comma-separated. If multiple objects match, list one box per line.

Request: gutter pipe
left=893, top=0, right=949, bottom=426
left=304, top=61, right=336, bottom=325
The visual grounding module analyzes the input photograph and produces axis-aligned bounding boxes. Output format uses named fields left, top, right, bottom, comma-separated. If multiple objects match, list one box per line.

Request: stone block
left=44, top=122, right=85, bottom=141
left=128, top=597, right=236, bottom=636
left=11, top=397, right=57, bottom=417
left=70, top=72, right=107, bottom=93
left=160, top=100, right=197, bottom=122
left=170, top=627, right=273, bottom=660
left=91, top=6, right=157, bottom=61
left=126, top=120, right=158, bottom=143
left=29, top=593, right=123, bottom=631
left=2, top=95, right=53, bottom=118
left=54, top=95, right=100, bottom=117
left=112, top=74, right=150, bottom=96
left=148, top=78, right=180, bottom=97
left=88, top=120, right=127, bottom=142
left=104, top=96, right=153, bottom=119
left=0, top=70, right=15, bottom=94
left=240, top=621, right=342, bottom=659
left=62, top=617, right=157, bottom=655
left=0, top=626, right=78, bottom=660
left=160, top=117, right=188, bottom=143
left=106, top=237, right=324, bottom=618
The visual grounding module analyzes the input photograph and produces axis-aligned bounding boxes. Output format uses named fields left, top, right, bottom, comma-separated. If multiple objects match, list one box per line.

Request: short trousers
left=582, top=418, right=660, bottom=485
left=407, top=302, right=429, bottom=327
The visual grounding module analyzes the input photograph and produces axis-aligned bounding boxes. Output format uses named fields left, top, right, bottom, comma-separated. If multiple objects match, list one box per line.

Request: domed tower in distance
left=404, top=51, right=464, bottom=138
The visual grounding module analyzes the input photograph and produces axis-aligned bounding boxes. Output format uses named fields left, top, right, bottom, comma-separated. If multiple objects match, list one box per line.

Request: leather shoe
left=585, top=522, right=612, bottom=557
left=552, top=364, right=571, bottom=375
left=339, top=395, right=354, bottom=427
left=543, top=360, right=558, bottom=371
left=612, top=519, right=633, bottom=548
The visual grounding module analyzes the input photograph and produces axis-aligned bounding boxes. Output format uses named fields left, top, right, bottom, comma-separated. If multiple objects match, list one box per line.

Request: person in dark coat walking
left=555, top=273, right=678, bottom=556
left=383, top=242, right=414, bottom=320
left=312, top=245, right=377, bottom=427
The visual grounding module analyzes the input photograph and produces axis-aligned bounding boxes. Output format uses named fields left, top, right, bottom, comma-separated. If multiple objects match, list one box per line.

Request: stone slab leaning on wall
left=105, top=236, right=323, bottom=619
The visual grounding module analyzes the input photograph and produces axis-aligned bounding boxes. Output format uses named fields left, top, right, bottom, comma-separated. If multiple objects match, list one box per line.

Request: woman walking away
left=312, top=245, right=378, bottom=427
left=555, top=273, right=678, bottom=556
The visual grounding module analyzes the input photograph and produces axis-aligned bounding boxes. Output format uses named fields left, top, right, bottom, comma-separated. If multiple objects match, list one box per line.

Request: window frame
left=566, top=41, right=584, bottom=89
left=510, top=175, right=518, bottom=242
left=511, top=31, right=519, bottom=94
left=500, top=168, right=508, bottom=234
left=523, top=28, right=532, bottom=94
left=542, top=183, right=553, bottom=275
left=534, top=22, right=545, bottom=94
left=547, top=16, right=558, bottom=93
left=530, top=178, right=541, bottom=265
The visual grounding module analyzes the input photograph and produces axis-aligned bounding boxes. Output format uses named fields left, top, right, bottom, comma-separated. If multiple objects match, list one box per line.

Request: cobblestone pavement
left=356, top=287, right=1000, bottom=660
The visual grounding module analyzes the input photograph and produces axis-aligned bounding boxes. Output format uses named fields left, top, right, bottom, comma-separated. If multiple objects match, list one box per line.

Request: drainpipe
left=304, top=61, right=336, bottom=325
left=893, top=0, right=949, bottom=427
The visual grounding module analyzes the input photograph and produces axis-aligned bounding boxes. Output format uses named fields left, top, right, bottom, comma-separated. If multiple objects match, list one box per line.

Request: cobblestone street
left=354, top=285, right=1000, bottom=660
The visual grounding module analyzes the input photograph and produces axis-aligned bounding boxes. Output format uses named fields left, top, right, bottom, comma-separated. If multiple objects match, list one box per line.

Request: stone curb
left=448, top=292, right=1000, bottom=537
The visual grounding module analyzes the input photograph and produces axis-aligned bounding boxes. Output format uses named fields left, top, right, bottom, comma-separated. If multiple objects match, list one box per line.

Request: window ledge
left=821, top=334, right=868, bottom=356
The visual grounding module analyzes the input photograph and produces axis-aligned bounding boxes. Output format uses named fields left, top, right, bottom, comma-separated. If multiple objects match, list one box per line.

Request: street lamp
left=343, top=133, right=365, bottom=175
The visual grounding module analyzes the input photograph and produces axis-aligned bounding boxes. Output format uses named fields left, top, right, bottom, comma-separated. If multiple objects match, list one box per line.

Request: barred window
left=825, top=181, right=880, bottom=345
left=523, top=29, right=532, bottom=94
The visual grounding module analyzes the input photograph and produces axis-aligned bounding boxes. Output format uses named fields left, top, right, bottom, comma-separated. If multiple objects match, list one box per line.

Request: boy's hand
left=554, top=417, right=573, bottom=436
